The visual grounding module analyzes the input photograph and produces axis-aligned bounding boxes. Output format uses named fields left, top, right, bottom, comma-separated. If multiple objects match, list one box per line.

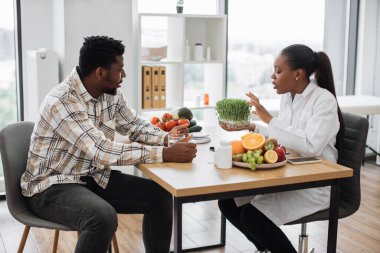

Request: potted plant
left=215, top=98, right=252, bottom=128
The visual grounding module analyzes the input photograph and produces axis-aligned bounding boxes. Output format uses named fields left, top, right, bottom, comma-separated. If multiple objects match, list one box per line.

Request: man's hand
left=162, top=139, right=197, bottom=163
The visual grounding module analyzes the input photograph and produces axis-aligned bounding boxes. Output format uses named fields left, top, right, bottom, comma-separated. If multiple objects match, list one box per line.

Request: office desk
left=137, top=128, right=353, bottom=253
left=261, top=95, right=380, bottom=164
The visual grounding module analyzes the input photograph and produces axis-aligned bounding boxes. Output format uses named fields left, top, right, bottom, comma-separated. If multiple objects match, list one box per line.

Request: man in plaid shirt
left=21, top=36, right=197, bottom=253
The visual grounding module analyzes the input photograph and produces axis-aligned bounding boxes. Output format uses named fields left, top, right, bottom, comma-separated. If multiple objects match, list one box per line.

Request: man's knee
left=87, top=204, right=118, bottom=234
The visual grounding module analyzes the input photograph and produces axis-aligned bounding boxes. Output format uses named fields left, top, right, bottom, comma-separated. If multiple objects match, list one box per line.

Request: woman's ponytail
left=314, top=51, right=345, bottom=152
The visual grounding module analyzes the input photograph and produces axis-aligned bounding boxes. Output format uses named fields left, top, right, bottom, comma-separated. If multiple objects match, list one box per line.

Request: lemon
left=264, top=150, right=278, bottom=164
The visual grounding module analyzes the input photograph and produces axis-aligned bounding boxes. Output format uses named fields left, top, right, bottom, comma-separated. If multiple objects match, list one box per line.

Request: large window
left=227, top=0, right=325, bottom=99
left=227, top=0, right=349, bottom=99
left=0, top=0, right=19, bottom=193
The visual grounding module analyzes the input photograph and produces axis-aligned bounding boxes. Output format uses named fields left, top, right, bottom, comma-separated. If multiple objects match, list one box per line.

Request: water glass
left=168, top=133, right=185, bottom=146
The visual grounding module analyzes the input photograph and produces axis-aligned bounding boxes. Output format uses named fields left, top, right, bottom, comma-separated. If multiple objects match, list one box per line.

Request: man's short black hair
left=78, top=36, right=125, bottom=77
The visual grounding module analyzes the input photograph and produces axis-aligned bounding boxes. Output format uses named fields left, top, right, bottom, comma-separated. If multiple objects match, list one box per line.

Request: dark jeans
left=218, top=199, right=296, bottom=253
left=27, top=170, right=173, bottom=253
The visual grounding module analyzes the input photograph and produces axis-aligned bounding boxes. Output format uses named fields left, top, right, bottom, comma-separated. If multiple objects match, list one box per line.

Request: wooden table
left=137, top=128, right=353, bottom=253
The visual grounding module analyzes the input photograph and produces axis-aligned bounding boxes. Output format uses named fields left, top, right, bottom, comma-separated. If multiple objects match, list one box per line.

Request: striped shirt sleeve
left=114, top=92, right=168, bottom=145
left=49, top=96, right=164, bottom=167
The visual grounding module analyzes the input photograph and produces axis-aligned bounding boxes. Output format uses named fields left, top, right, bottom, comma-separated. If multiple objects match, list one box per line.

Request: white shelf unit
left=136, top=13, right=227, bottom=115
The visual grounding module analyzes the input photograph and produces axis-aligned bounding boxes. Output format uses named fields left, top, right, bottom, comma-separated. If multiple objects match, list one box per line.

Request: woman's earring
left=296, top=77, right=299, bottom=81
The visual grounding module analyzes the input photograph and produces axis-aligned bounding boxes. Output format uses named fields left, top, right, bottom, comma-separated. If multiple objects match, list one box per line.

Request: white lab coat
left=235, top=80, right=340, bottom=226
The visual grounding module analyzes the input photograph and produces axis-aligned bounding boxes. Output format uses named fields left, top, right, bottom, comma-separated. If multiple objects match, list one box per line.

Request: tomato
left=155, top=121, right=165, bottom=131
left=162, top=113, right=172, bottom=123
left=177, top=118, right=190, bottom=126
left=165, top=120, right=177, bottom=131
left=150, top=116, right=160, bottom=125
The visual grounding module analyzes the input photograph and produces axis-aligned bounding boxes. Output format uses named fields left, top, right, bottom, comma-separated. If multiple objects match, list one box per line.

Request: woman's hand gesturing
left=246, top=91, right=273, bottom=124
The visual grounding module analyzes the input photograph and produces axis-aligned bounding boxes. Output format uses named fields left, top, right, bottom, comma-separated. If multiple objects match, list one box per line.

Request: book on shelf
left=152, top=66, right=160, bottom=108
left=142, top=66, right=152, bottom=109
left=159, top=66, right=166, bottom=108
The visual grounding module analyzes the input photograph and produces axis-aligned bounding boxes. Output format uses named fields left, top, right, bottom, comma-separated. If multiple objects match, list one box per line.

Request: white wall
left=21, top=0, right=136, bottom=112
left=324, top=0, right=348, bottom=96
left=356, top=0, right=379, bottom=95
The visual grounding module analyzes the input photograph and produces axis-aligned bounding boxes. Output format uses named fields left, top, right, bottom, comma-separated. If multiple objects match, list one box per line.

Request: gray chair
left=0, top=121, right=119, bottom=253
left=286, top=112, right=369, bottom=253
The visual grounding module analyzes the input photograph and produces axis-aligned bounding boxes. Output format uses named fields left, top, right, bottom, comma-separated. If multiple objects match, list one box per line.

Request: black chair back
left=337, top=112, right=369, bottom=217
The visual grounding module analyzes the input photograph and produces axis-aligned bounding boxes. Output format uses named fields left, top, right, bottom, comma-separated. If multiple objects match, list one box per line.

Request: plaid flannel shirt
left=21, top=67, right=167, bottom=197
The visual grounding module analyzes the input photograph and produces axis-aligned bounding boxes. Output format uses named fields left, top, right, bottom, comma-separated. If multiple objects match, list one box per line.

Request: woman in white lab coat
left=218, top=44, right=344, bottom=253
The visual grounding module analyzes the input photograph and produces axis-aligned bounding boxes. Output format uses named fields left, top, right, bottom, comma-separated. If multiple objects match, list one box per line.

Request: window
left=227, top=0, right=348, bottom=99
left=0, top=0, right=20, bottom=194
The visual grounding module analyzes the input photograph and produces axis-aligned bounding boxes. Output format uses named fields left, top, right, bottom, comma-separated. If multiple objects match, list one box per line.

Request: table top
left=137, top=127, right=353, bottom=197
left=261, top=95, right=380, bottom=117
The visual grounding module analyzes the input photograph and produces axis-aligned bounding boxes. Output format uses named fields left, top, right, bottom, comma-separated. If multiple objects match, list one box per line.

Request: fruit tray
left=232, top=158, right=287, bottom=170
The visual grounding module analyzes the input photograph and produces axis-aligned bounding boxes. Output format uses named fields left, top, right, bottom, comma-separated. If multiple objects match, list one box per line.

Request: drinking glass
left=168, top=133, right=185, bottom=146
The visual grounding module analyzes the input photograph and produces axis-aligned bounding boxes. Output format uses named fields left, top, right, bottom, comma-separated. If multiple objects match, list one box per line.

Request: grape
left=253, top=152, right=260, bottom=159
left=249, top=161, right=256, bottom=171
left=248, top=157, right=256, bottom=163
left=242, top=153, right=248, bottom=162
left=257, top=156, right=264, bottom=165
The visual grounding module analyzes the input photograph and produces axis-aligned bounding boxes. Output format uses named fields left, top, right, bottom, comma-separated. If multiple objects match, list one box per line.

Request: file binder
left=152, top=66, right=161, bottom=108
left=159, top=66, right=166, bottom=108
left=142, top=66, right=152, bottom=109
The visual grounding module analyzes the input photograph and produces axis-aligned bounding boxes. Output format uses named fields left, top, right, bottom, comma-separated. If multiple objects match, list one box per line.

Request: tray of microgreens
left=215, top=98, right=252, bottom=128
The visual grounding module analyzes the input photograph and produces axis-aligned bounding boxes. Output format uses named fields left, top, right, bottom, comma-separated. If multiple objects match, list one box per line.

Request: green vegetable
left=215, top=98, right=252, bottom=123
left=178, top=107, right=193, bottom=120
left=188, top=125, right=202, bottom=133
left=189, top=119, right=197, bottom=127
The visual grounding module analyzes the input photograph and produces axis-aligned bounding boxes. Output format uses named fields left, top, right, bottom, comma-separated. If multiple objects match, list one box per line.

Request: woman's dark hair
left=78, top=36, right=125, bottom=77
left=280, top=44, right=344, bottom=152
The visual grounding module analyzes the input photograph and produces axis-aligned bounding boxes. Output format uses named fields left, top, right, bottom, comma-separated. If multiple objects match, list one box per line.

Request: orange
left=242, top=133, right=265, bottom=150
left=241, top=132, right=254, bottom=140
left=264, top=150, right=278, bottom=164
left=231, top=140, right=246, bottom=155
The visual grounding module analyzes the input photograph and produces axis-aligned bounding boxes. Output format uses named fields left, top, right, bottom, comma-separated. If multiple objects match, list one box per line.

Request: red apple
left=273, top=145, right=286, bottom=162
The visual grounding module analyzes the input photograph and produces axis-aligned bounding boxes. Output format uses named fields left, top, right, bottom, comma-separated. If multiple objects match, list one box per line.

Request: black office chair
left=0, top=121, right=119, bottom=253
left=286, top=112, right=369, bottom=253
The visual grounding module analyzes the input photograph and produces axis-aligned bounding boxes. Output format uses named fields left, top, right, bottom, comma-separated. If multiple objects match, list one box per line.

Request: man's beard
left=104, top=88, right=117, bottom=95
left=103, top=74, right=119, bottom=95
